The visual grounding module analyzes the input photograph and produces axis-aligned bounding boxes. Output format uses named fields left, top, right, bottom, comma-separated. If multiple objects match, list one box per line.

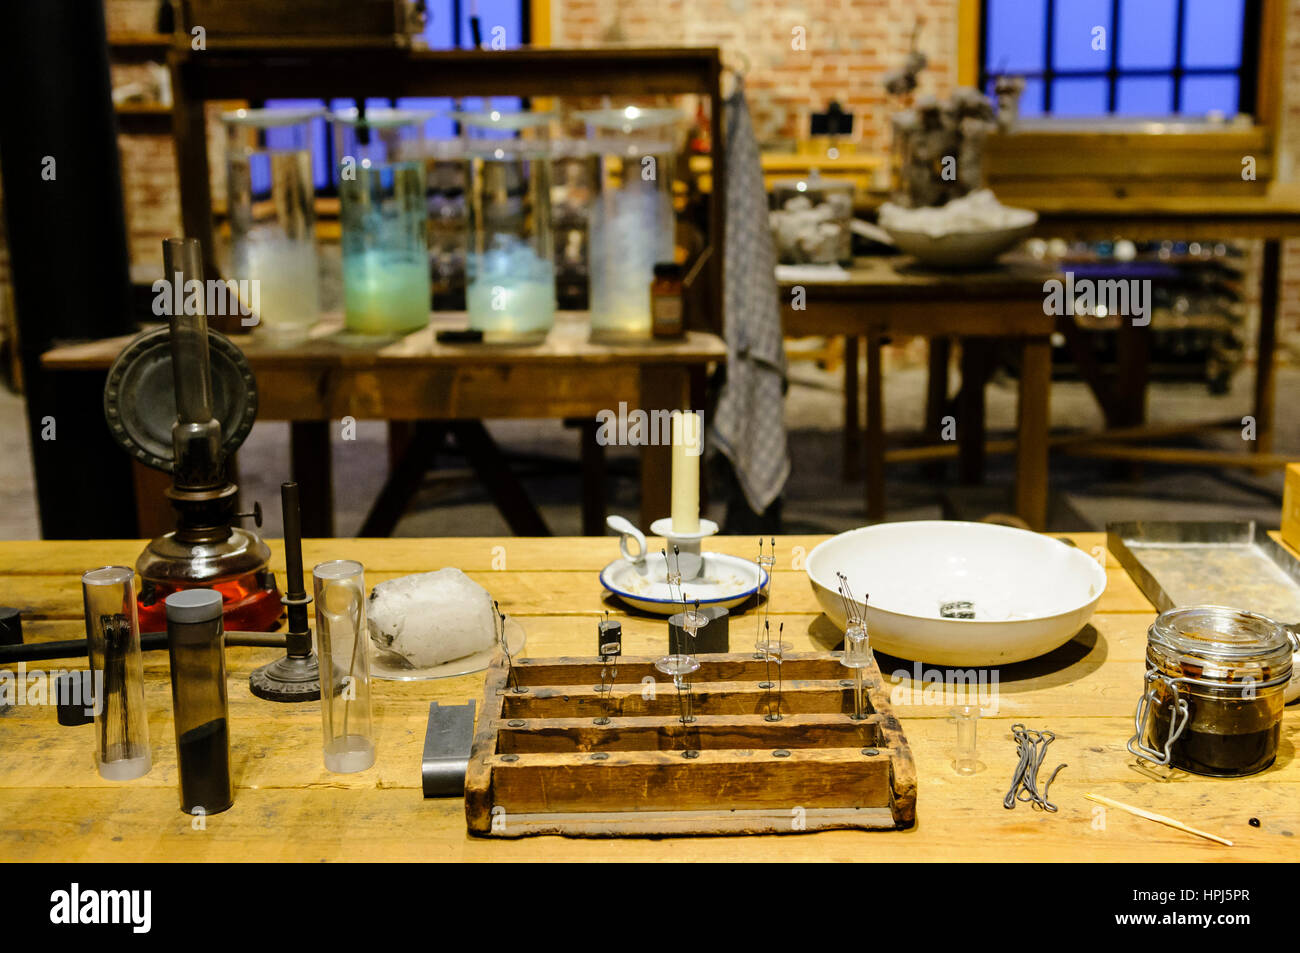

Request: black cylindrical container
left=669, top=605, right=729, bottom=655
left=165, top=590, right=234, bottom=814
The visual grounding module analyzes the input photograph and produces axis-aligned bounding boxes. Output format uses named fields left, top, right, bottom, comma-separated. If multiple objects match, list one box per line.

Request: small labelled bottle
left=650, top=262, right=686, bottom=339
left=165, top=589, right=234, bottom=815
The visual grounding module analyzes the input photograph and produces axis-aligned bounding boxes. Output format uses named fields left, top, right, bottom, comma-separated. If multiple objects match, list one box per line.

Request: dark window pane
left=1183, top=0, right=1244, bottom=69
left=1180, top=75, right=1240, bottom=115
left=986, top=0, right=1046, bottom=73
left=1051, top=77, right=1109, bottom=115
left=1116, top=76, right=1174, bottom=115
left=1118, top=0, right=1176, bottom=69
left=1053, top=0, right=1112, bottom=71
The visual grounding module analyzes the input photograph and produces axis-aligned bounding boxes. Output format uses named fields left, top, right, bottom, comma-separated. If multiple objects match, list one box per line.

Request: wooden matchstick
left=1084, top=793, right=1234, bottom=847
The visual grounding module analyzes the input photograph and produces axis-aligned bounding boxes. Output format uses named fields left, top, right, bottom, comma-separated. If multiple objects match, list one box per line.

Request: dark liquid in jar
left=1148, top=696, right=1279, bottom=777
left=177, top=718, right=233, bottom=814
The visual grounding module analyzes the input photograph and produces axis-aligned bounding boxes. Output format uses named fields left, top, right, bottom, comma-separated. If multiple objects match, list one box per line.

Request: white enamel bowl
left=883, top=222, right=1036, bottom=268
left=806, top=521, right=1107, bottom=666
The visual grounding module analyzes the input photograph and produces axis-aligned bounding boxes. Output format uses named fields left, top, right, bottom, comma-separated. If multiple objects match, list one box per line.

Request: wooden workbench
left=1, top=533, right=1295, bottom=861
left=780, top=257, right=1056, bottom=529
left=42, top=313, right=725, bottom=537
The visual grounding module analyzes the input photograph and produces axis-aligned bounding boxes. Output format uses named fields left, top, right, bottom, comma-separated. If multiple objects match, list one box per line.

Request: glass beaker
left=458, top=109, right=557, bottom=343
left=416, top=138, right=470, bottom=310
left=577, top=107, right=681, bottom=341
left=83, top=567, right=151, bottom=781
left=313, top=560, right=375, bottom=773
left=331, top=108, right=433, bottom=337
left=550, top=138, right=598, bottom=310
left=165, top=589, right=234, bottom=815
left=770, top=172, right=855, bottom=265
left=221, top=107, right=322, bottom=342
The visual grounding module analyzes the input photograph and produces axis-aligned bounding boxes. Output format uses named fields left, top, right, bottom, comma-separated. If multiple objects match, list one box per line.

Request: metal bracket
left=422, top=700, right=476, bottom=798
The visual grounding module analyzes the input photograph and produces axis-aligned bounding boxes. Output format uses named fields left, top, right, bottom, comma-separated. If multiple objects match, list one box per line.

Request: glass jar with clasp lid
left=1128, top=605, right=1299, bottom=777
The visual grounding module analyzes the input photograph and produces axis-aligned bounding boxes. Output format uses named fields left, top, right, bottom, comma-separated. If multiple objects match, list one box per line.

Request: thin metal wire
left=1003, top=723, right=1067, bottom=812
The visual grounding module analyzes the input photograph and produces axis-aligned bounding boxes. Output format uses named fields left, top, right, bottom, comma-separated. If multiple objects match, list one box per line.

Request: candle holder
left=649, top=517, right=718, bottom=581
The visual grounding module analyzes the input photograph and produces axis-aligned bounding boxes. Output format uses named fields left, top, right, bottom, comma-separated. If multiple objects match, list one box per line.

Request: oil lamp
left=104, top=237, right=282, bottom=635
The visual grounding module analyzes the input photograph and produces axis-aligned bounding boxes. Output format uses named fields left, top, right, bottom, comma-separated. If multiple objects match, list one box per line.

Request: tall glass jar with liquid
left=577, top=107, right=682, bottom=341
left=458, top=110, right=557, bottom=343
left=222, top=107, right=322, bottom=342
left=330, top=108, right=433, bottom=337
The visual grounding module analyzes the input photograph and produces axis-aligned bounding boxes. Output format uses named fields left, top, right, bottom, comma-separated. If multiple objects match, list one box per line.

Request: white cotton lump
left=366, top=568, right=497, bottom=669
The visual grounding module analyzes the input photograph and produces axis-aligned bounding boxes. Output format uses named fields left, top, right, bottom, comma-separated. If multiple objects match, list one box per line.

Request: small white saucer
left=600, top=553, right=768, bottom=616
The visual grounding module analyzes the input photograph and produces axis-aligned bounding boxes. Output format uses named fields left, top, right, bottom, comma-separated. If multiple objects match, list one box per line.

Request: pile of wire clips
left=1003, top=723, right=1067, bottom=812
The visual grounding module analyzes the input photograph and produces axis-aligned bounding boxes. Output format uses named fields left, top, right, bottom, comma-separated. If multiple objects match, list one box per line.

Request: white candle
left=670, top=410, right=701, bottom=533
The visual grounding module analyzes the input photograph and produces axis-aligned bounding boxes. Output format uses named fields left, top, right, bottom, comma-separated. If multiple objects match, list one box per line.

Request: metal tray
left=1107, top=521, right=1300, bottom=622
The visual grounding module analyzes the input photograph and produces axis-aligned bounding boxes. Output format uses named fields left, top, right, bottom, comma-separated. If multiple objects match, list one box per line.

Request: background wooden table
left=780, top=258, right=1056, bottom=528
left=1024, top=185, right=1300, bottom=471
left=1, top=533, right=1295, bottom=861
left=42, top=313, right=725, bottom=537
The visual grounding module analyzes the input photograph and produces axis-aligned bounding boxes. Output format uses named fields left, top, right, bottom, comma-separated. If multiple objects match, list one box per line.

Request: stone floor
left=1, top=356, right=1294, bottom=539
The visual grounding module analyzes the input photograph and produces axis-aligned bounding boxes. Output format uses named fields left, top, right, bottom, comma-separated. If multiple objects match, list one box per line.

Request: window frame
left=976, top=0, right=1263, bottom=118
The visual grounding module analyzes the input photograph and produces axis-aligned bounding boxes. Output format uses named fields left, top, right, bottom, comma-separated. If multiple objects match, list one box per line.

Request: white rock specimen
left=367, top=568, right=497, bottom=668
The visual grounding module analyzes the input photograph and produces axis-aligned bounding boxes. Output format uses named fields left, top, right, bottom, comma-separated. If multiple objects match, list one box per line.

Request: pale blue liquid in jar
left=339, top=160, right=431, bottom=336
left=467, top=155, right=556, bottom=341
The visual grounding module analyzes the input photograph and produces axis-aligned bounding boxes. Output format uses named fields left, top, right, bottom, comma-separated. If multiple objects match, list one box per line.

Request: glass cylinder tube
left=222, top=107, right=322, bottom=343
left=83, top=567, right=151, bottom=781
left=414, top=138, right=470, bottom=309
left=952, top=704, right=980, bottom=776
left=840, top=623, right=872, bottom=720
left=578, top=107, right=681, bottom=341
left=331, top=108, right=433, bottom=337
left=165, top=589, right=233, bottom=814
left=313, top=560, right=375, bottom=773
left=465, top=142, right=556, bottom=342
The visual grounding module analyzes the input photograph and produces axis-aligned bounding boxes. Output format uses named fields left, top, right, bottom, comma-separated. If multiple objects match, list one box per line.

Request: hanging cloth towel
left=710, top=81, right=790, bottom=514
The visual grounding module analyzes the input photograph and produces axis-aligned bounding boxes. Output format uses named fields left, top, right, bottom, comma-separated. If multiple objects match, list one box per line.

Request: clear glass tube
left=840, top=623, right=872, bottom=720
left=313, top=560, right=375, bottom=773
left=578, top=108, right=679, bottom=341
left=82, top=567, right=151, bottom=781
left=222, top=108, right=322, bottom=342
left=466, top=144, right=556, bottom=342
left=331, top=109, right=432, bottom=337
left=952, top=704, right=981, bottom=776
left=165, top=589, right=233, bottom=814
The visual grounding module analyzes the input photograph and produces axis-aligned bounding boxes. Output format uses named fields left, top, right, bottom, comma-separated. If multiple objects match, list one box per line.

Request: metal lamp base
left=249, top=653, right=322, bottom=702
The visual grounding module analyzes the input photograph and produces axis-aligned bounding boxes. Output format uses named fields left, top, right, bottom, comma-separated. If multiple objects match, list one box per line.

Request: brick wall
left=554, top=0, right=959, bottom=150
left=1279, top=0, right=1300, bottom=349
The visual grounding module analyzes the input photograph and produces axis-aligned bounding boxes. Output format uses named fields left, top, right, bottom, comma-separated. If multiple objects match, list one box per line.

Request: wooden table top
left=1, top=533, right=1295, bottom=862
left=41, top=312, right=728, bottom=372
left=1023, top=184, right=1300, bottom=241
left=776, top=256, right=1059, bottom=300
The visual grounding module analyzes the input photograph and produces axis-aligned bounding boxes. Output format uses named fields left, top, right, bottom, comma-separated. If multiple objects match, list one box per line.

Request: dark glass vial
left=165, top=589, right=234, bottom=814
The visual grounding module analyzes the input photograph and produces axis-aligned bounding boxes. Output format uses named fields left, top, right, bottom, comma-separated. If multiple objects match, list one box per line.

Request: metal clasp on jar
left=1127, top=667, right=1191, bottom=766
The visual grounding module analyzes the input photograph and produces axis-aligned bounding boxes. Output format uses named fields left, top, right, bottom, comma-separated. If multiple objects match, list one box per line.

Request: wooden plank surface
left=1, top=533, right=1297, bottom=861
left=41, top=313, right=727, bottom=372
